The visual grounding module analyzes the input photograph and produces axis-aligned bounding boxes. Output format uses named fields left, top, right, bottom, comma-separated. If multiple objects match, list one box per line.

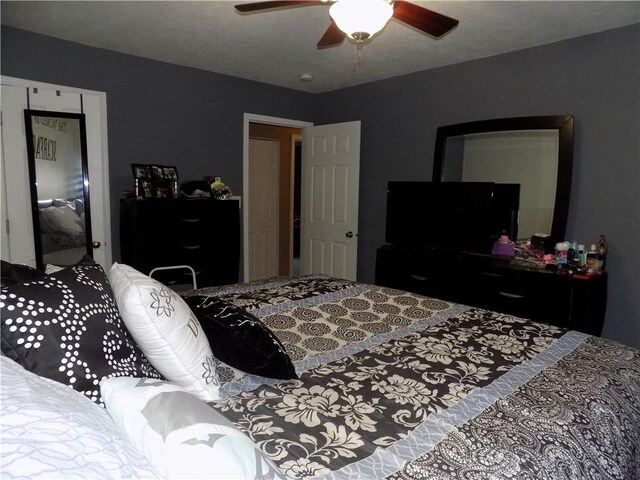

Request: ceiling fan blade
left=392, top=0, right=459, bottom=38
left=317, top=21, right=346, bottom=48
left=235, top=1, right=326, bottom=13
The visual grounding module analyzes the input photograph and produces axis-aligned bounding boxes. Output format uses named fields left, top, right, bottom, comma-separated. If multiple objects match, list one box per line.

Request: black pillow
left=1, top=260, right=45, bottom=287
left=185, top=296, right=297, bottom=380
left=0, top=256, right=163, bottom=405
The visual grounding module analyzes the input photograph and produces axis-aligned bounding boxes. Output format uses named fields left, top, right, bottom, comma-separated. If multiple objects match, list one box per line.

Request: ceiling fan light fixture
left=329, top=0, right=393, bottom=41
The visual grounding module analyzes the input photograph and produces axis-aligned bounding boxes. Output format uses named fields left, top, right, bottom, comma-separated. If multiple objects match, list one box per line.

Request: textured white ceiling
left=2, top=1, right=639, bottom=93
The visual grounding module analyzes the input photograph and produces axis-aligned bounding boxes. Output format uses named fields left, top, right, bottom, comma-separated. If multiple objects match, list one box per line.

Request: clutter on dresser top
left=501, top=234, right=608, bottom=277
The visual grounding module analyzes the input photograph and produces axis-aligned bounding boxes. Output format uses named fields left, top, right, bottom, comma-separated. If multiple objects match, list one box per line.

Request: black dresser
left=120, top=199, right=240, bottom=288
left=376, top=245, right=607, bottom=336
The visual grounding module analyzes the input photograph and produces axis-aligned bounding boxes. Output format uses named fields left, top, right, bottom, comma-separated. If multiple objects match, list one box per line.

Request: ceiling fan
left=235, top=0, right=459, bottom=49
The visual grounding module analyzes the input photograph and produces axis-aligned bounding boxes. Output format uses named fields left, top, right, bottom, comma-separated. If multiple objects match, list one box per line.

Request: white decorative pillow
left=0, top=356, right=161, bottom=479
left=108, top=263, right=220, bottom=401
left=44, top=263, right=65, bottom=274
left=101, top=376, right=284, bottom=480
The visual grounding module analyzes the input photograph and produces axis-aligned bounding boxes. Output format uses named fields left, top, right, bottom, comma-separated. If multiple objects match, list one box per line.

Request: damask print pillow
left=108, top=263, right=221, bottom=401
left=101, top=376, right=284, bottom=480
left=0, top=256, right=162, bottom=405
left=185, top=296, right=297, bottom=380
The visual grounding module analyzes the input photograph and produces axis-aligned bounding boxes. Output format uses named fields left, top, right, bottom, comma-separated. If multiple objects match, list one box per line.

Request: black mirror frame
left=24, top=109, right=93, bottom=271
left=433, top=115, right=574, bottom=247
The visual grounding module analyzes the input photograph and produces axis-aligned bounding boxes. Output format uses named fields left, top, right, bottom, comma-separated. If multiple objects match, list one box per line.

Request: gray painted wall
left=317, top=24, right=640, bottom=348
left=1, top=26, right=319, bottom=261
left=2, top=24, right=638, bottom=348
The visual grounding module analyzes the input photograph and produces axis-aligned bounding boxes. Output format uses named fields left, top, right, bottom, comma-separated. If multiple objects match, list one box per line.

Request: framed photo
left=163, top=166, right=178, bottom=180
left=138, top=179, right=154, bottom=199
left=131, top=163, right=179, bottom=199
left=151, top=165, right=164, bottom=183
left=132, top=164, right=151, bottom=179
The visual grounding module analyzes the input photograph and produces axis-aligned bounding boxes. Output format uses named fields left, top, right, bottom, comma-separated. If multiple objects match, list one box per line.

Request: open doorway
left=244, top=115, right=361, bottom=282
left=248, top=124, right=301, bottom=280
left=244, top=115, right=310, bottom=281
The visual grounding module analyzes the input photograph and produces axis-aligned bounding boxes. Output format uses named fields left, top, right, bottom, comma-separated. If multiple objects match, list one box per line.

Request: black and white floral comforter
left=186, top=275, right=640, bottom=479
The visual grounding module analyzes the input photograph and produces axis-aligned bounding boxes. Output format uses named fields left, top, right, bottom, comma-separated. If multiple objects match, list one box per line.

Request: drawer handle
left=182, top=218, right=202, bottom=223
left=498, top=291, right=525, bottom=299
left=410, top=274, right=428, bottom=281
left=182, top=245, right=202, bottom=250
left=483, top=272, right=502, bottom=278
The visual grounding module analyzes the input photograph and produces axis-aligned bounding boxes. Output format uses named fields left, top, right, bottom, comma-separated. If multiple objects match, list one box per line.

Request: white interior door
left=300, top=121, right=361, bottom=281
left=248, top=138, right=279, bottom=281
left=0, top=77, right=111, bottom=269
left=0, top=85, right=34, bottom=265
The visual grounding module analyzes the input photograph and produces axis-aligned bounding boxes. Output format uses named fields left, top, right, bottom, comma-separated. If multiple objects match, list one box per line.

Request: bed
left=1, top=259, right=639, bottom=479
left=186, top=276, right=640, bottom=479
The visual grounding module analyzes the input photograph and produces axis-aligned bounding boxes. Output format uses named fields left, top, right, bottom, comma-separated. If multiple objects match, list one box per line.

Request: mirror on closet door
left=24, top=110, right=93, bottom=270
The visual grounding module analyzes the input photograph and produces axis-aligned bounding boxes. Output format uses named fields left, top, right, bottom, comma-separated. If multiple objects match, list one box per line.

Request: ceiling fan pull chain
left=353, top=39, right=364, bottom=70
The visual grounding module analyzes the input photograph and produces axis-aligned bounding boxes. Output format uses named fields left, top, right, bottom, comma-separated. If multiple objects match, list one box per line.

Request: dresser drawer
left=121, top=199, right=240, bottom=288
left=376, top=246, right=606, bottom=336
left=375, top=247, right=465, bottom=301
left=475, top=270, right=572, bottom=326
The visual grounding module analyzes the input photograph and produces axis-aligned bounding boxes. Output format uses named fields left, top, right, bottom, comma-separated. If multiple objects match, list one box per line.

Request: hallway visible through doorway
left=248, top=122, right=302, bottom=280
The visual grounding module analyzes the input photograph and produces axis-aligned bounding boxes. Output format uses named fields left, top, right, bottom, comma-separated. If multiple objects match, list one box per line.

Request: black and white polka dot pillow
left=0, top=256, right=162, bottom=406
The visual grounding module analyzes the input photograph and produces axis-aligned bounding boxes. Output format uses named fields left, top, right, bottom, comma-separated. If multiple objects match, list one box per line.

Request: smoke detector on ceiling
left=299, top=73, right=314, bottom=82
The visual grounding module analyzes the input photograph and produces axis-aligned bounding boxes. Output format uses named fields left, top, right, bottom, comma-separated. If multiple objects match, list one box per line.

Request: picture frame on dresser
left=131, top=163, right=179, bottom=199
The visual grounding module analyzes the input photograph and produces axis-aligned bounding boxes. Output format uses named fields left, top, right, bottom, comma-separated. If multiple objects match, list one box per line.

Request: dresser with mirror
left=376, top=115, right=607, bottom=336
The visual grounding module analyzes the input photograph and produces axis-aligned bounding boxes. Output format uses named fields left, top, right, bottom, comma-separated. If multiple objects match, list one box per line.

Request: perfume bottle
left=596, top=235, right=608, bottom=270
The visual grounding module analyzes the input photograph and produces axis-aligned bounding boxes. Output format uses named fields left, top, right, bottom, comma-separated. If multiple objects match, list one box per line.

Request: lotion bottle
left=578, top=244, right=586, bottom=267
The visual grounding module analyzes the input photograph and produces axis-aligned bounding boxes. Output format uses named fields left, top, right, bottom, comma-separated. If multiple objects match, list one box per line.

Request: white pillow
left=0, top=356, right=161, bottom=479
left=101, top=376, right=284, bottom=480
left=44, top=263, right=65, bottom=274
left=108, top=262, right=220, bottom=401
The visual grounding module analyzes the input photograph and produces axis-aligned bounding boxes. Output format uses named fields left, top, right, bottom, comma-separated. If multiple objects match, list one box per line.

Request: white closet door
left=248, top=138, right=279, bottom=281
left=0, top=79, right=111, bottom=269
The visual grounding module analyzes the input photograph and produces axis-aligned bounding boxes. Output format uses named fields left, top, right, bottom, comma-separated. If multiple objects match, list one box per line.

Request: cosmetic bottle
left=555, top=242, right=570, bottom=268
left=577, top=244, right=586, bottom=267
left=568, top=241, right=576, bottom=264
left=597, top=235, right=607, bottom=255
left=587, top=244, right=603, bottom=272
left=597, top=235, right=608, bottom=269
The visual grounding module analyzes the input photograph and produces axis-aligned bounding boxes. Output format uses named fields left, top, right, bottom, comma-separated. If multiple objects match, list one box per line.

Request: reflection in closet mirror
left=24, top=110, right=93, bottom=270
left=433, top=116, right=574, bottom=246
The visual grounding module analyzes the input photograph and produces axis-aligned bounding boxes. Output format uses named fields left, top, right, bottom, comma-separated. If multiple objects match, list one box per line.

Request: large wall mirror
left=24, top=110, right=93, bottom=270
left=433, top=115, right=573, bottom=246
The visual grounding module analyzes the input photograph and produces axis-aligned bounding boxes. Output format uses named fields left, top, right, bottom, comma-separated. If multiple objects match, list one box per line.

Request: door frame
left=242, top=113, right=312, bottom=282
left=290, top=134, right=302, bottom=276
left=1, top=75, right=112, bottom=268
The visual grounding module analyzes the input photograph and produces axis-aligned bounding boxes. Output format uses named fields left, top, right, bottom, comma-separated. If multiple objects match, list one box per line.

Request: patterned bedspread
left=187, top=276, right=640, bottom=479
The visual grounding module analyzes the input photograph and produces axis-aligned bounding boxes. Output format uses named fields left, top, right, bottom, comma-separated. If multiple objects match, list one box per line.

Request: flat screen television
left=385, top=181, right=519, bottom=254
